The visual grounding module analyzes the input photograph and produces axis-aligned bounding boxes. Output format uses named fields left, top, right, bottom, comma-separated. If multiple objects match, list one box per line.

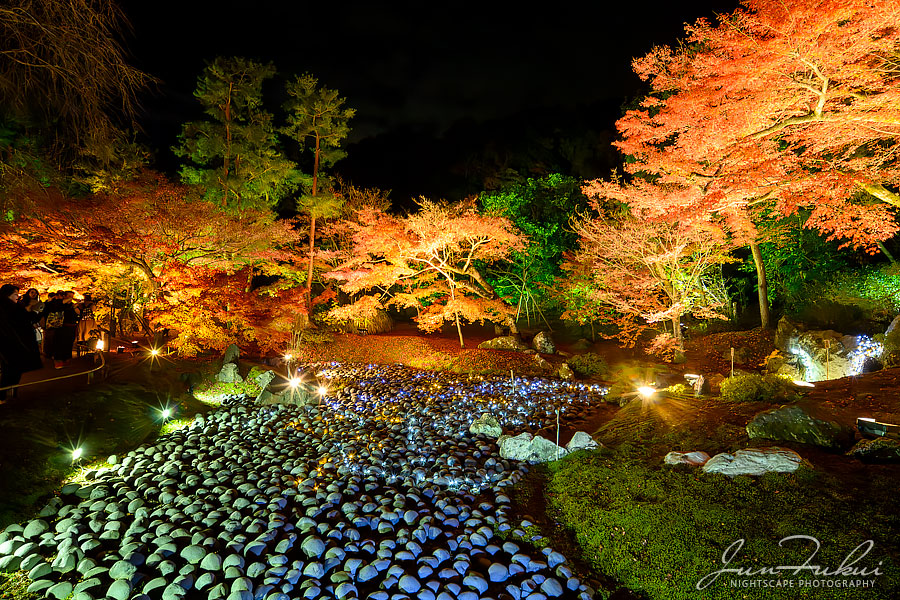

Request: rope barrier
left=0, top=351, right=107, bottom=393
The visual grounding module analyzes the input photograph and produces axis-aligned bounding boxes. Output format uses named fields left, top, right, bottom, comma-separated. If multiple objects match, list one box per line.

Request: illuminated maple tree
left=564, top=205, right=732, bottom=355
left=1, top=172, right=306, bottom=354
left=325, top=199, right=525, bottom=347
left=589, top=0, right=900, bottom=327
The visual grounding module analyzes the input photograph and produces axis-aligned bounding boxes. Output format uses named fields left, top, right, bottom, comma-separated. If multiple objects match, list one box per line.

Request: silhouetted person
left=52, top=291, right=79, bottom=369
left=0, top=284, right=43, bottom=400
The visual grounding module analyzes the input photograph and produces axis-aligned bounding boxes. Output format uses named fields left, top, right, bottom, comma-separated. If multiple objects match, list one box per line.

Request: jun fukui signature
left=696, top=535, right=883, bottom=590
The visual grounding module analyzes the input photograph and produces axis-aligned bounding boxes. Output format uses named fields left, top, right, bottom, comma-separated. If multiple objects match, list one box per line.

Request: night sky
left=124, top=1, right=738, bottom=200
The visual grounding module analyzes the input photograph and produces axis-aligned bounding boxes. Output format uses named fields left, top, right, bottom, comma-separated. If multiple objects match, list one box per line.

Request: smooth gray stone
left=110, top=559, right=138, bottom=579
left=162, top=581, right=189, bottom=600
left=196, top=571, right=216, bottom=590
left=201, top=552, right=224, bottom=571
left=106, top=579, right=133, bottom=600
left=74, top=577, right=101, bottom=593
left=47, top=581, right=74, bottom=599
left=23, top=519, right=49, bottom=539
left=143, top=577, right=169, bottom=595
left=18, top=553, right=43, bottom=571
left=181, top=544, right=207, bottom=564
left=27, top=561, right=52, bottom=580
left=25, top=579, right=54, bottom=595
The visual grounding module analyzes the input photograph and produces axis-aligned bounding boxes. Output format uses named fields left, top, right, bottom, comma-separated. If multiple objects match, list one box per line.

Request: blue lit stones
left=849, top=335, right=884, bottom=376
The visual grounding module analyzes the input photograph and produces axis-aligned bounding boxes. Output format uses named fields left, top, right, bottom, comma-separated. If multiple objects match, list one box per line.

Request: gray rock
left=663, top=451, right=710, bottom=467
left=477, top=336, right=529, bottom=351
left=500, top=433, right=567, bottom=463
left=110, top=559, right=138, bottom=579
left=22, top=519, right=49, bottom=539
left=107, top=579, right=132, bottom=600
left=47, top=581, right=74, bottom=599
left=565, top=432, right=599, bottom=452
left=702, top=447, right=802, bottom=477
left=847, top=437, right=900, bottom=463
left=469, top=413, right=502, bottom=438
left=532, top=331, right=556, bottom=354
left=223, top=343, right=241, bottom=365
left=301, top=536, right=326, bottom=558
left=746, top=405, right=855, bottom=449
left=180, top=544, right=206, bottom=564
left=254, top=370, right=276, bottom=390
left=217, top=363, right=242, bottom=384
left=398, top=574, right=421, bottom=593
left=488, top=562, right=509, bottom=582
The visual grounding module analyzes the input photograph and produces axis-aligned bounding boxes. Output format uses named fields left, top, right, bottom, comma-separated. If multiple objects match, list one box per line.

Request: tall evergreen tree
left=175, top=57, right=300, bottom=211
left=282, top=74, right=355, bottom=307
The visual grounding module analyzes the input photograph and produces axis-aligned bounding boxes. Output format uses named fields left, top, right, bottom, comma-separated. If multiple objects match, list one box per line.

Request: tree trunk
left=878, top=241, right=897, bottom=264
left=671, top=315, right=683, bottom=349
left=223, top=81, right=233, bottom=205
left=749, top=240, right=770, bottom=328
left=455, top=312, right=465, bottom=348
left=306, top=215, right=316, bottom=309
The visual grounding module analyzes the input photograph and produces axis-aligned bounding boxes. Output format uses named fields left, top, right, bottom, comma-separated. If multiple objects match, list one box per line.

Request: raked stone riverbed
left=0, top=363, right=608, bottom=600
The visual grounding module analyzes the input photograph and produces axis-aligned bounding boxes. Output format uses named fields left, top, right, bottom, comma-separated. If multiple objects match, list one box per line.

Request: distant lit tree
left=326, top=200, right=524, bottom=347
left=564, top=203, right=732, bottom=357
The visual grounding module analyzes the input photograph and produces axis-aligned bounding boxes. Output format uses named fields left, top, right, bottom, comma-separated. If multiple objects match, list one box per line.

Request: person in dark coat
left=41, top=291, right=62, bottom=359
left=52, top=291, right=79, bottom=369
left=0, top=284, right=43, bottom=400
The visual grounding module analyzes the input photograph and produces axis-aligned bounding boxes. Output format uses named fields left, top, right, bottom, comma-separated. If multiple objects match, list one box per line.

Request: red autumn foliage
left=587, top=0, right=900, bottom=251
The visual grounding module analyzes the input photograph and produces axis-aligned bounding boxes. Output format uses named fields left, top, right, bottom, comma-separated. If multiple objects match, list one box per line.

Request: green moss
left=719, top=373, right=799, bottom=404
left=0, top=571, right=39, bottom=600
left=544, top=448, right=900, bottom=599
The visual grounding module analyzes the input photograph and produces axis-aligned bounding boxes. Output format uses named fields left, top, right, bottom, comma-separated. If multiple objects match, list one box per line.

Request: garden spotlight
left=637, top=386, right=656, bottom=399
left=288, top=377, right=302, bottom=388
left=95, top=340, right=105, bottom=351
left=318, top=386, right=328, bottom=396
left=72, top=447, right=83, bottom=462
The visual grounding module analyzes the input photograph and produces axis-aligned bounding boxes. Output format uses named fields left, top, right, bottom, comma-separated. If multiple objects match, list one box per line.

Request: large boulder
left=664, top=451, right=710, bottom=467
left=566, top=431, right=600, bottom=452
left=257, top=384, right=316, bottom=407
left=532, top=331, right=556, bottom=355
left=499, top=433, right=567, bottom=463
left=215, top=363, right=242, bottom=384
left=746, top=404, right=855, bottom=449
left=222, top=343, right=240, bottom=365
left=770, top=317, right=873, bottom=381
left=477, top=336, right=529, bottom=352
left=469, top=414, right=502, bottom=438
left=846, top=437, right=900, bottom=463
left=253, top=369, right=276, bottom=390
left=702, top=447, right=802, bottom=477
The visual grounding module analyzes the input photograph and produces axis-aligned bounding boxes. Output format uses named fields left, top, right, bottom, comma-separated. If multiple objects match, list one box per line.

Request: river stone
left=746, top=405, right=855, bottom=449
left=477, top=336, right=529, bottom=351
left=301, top=536, right=326, bottom=558
left=469, top=414, right=502, bottom=438
left=110, top=559, right=138, bottom=579
left=532, top=331, right=556, bottom=354
left=663, top=451, right=710, bottom=467
left=47, top=581, right=74, bottom=599
left=107, top=579, right=132, bottom=600
left=22, top=519, right=49, bottom=539
left=846, top=437, right=900, bottom=462
left=565, top=431, right=599, bottom=452
left=702, top=447, right=802, bottom=477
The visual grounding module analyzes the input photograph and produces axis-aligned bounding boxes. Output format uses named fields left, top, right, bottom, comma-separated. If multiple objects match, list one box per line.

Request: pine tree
left=282, top=74, right=355, bottom=307
left=174, top=57, right=301, bottom=211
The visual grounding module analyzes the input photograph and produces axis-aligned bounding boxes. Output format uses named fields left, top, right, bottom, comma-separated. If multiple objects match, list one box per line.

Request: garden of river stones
left=1, top=320, right=899, bottom=600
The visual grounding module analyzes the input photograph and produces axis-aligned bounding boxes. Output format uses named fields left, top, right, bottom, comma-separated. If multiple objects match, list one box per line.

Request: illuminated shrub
left=567, top=352, right=609, bottom=378
left=720, top=373, right=798, bottom=404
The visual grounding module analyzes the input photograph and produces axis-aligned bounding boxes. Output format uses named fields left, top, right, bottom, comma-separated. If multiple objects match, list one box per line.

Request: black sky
left=122, top=1, right=739, bottom=199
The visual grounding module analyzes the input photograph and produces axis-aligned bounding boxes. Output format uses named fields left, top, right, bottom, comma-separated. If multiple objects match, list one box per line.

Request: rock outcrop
left=746, top=404, right=855, bottom=449
left=702, top=447, right=802, bottom=477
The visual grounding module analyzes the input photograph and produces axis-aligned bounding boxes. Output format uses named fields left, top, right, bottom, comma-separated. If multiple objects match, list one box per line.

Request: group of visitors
left=0, top=285, right=99, bottom=400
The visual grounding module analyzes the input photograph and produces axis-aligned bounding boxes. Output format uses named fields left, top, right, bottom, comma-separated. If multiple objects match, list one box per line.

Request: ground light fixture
left=160, top=407, right=172, bottom=420
left=637, top=386, right=656, bottom=399
left=71, top=447, right=83, bottom=463
left=318, top=386, right=328, bottom=396
left=284, top=354, right=293, bottom=361
left=150, top=348, right=160, bottom=356
left=288, top=377, right=302, bottom=388
left=95, top=340, right=105, bottom=351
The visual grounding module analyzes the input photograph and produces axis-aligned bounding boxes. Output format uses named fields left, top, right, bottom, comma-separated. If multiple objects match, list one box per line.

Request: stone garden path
left=0, top=363, right=608, bottom=600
